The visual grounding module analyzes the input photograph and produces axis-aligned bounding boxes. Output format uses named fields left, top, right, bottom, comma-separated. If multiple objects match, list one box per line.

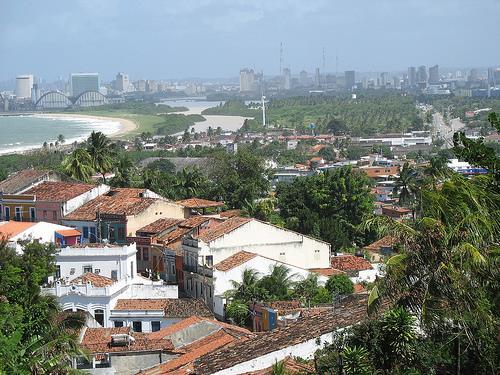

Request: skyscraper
left=380, top=72, right=388, bottom=88
left=115, top=72, right=130, bottom=92
left=468, top=69, right=479, bottom=82
left=408, top=67, right=417, bottom=88
left=429, top=65, right=439, bottom=84
left=283, top=68, right=291, bottom=90
left=239, top=68, right=255, bottom=92
left=299, top=70, right=308, bottom=87
left=314, top=68, right=321, bottom=87
left=344, top=70, right=355, bottom=90
left=16, top=74, right=34, bottom=99
left=417, top=66, right=428, bottom=84
left=71, top=73, right=99, bottom=97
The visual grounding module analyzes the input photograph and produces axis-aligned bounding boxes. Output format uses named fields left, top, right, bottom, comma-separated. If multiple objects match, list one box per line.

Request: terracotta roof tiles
left=214, top=251, right=258, bottom=271
left=137, top=218, right=183, bottom=235
left=0, top=221, right=36, bottom=238
left=243, top=356, right=315, bottom=374
left=196, top=217, right=251, bottom=243
left=309, top=267, right=345, bottom=277
left=0, top=169, right=53, bottom=194
left=363, top=235, right=397, bottom=253
left=112, top=298, right=213, bottom=318
left=176, top=198, right=224, bottom=209
left=24, top=181, right=96, bottom=202
left=330, top=255, right=373, bottom=272
left=69, top=272, right=115, bottom=287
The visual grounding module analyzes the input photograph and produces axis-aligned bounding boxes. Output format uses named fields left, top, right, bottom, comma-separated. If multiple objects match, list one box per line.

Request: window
left=118, top=226, right=125, bottom=240
left=70, top=268, right=75, bottom=275
left=151, top=321, right=161, bottom=332
left=130, top=261, right=134, bottom=277
left=82, top=226, right=89, bottom=239
left=94, top=269, right=101, bottom=274
left=136, top=247, right=142, bottom=261
left=29, top=207, right=36, bottom=222
left=89, top=227, right=96, bottom=243
left=114, top=320, right=124, bottom=328
left=52, top=210, right=57, bottom=220
left=15, top=207, right=21, bottom=221
left=142, top=247, right=149, bottom=261
left=83, top=266, right=92, bottom=274
left=205, top=255, right=213, bottom=267
left=111, top=270, right=118, bottom=280
left=132, top=321, right=142, bottom=332
left=0, top=205, right=2, bottom=220
left=55, top=265, right=61, bottom=279
left=43, top=210, right=47, bottom=219
left=94, top=309, right=104, bottom=326
left=208, top=285, right=212, bottom=298
left=4, top=207, right=10, bottom=221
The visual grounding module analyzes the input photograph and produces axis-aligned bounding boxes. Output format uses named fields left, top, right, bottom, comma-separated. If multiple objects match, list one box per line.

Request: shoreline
left=36, top=113, right=138, bottom=139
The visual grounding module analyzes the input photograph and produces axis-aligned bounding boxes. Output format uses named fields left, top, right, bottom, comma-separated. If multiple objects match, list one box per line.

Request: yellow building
left=0, top=194, right=37, bottom=222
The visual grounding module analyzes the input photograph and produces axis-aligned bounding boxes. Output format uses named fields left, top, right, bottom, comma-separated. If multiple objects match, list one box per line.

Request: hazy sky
left=1, top=0, right=499, bottom=81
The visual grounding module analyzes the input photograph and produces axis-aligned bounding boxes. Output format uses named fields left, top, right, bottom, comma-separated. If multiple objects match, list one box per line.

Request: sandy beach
left=38, top=113, right=138, bottom=138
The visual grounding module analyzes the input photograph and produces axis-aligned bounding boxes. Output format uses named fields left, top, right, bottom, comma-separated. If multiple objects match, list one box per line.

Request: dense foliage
left=276, top=167, right=374, bottom=250
left=0, top=240, right=87, bottom=374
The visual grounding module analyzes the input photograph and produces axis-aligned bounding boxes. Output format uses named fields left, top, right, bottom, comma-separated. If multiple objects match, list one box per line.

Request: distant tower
left=279, top=42, right=284, bottom=76
left=322, top=47, right=326, bottom=72
left=261, top=95, right=266, bottom=127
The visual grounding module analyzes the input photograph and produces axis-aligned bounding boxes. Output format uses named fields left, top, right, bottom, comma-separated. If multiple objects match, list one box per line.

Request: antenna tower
left=280, top=42, right=284, bottom=76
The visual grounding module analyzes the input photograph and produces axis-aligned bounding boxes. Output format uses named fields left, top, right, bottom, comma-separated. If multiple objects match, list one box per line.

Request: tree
left=293, top=273, right=320, bottom=303
left=175, top=167, right=206, bottom=199
left=227, top=268, right=266, bottom=303
left=86, top=131, right=116, bottom=183
left=392, top=161, right=420, bottom=209
left=259, top=264, right=296, bottom=301
left=277, top=167, right=373, bottom=250
left=326, top=117, right=347, bottom=135
left=325, top=274, right=354, bottom=296
left=57, top=134, right=65, bottom=144
left=225, top=301, right=249, bottom=327
left=111, top=153, right=134, bottom=187
left=207, top=148, right=270, bottom=208
left=182, top=129, right=191, bottom=143
left=0, top=240, right=88, bottom=374
left=61, top=148, right=95, bottom=182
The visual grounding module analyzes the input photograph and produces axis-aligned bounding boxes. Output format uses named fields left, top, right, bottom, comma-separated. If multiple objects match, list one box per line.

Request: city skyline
left=1, top=0, right=500, bottom=81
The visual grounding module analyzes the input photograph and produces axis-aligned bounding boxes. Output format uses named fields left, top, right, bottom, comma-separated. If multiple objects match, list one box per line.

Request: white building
left=44, top=243, right=178, bottom=329
left=190, top=250, right=329, bottom=319
left=16, top=74, right=34, bottom=99
left=71, top=73, right=99, bottom=97
left=240, top=68, right=255, bottom=92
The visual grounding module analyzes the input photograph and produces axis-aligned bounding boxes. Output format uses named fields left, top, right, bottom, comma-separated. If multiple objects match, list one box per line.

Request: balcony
left=183, top=264, right=198, bottom=273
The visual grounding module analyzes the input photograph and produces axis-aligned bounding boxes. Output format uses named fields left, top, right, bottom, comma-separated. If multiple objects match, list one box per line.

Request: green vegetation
left=0, top=240, right=87, bottom=373
left=204, top=94, right=424, bottom=136
left=325, top=274, right=354, bottom=296
left=70, top=102, right=204, bottom=137
left=276, top=167, right=374, bottom=250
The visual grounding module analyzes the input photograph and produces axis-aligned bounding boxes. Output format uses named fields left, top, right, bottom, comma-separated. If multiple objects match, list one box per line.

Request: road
left=432, top=112, right=466, bottom=148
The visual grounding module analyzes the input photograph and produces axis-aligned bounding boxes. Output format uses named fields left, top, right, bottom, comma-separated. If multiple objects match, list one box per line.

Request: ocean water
left=0, top=115, right=122, bottom=155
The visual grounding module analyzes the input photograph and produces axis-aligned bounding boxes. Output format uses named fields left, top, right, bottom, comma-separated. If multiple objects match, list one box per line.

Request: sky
left=1, top=0, right=499, bottom=82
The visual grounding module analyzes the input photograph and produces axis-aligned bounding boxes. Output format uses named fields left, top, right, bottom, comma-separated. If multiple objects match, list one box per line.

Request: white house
left=43, top=243, right=178, bottom=329
left=183, top=217, right=331, bottom=272
left=185, top=250, right=328, bottom=319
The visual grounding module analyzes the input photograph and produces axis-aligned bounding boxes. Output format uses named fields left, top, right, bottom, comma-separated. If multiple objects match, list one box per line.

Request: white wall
left=56, top=244, right=137, bottom=281
left=126, top=200, right=187, bottom=237
left=212, top=330, right=337, bottom=375
left=64, top=184, right=110, bottom=216
left=200, top=220, right=330, bottom=269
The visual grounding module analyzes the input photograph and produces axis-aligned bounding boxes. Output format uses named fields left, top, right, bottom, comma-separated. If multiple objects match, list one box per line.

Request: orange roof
left=55, top=229, right=81, bottom=237
left=112, top=298, right=213, bottom=318
left=0, top=221, right=36, bottom=238
left=196, top=217, right=252, bottom=243
left=24, top=181, right=96, bottom=202
left=137, top=218, right=183, bottom=234
left=214, top=251, right=257, bottom=271
left=69, top=272, right=115, bottom=287
left=310, top=144, right=327, bottom=154
left=330, top=255, right=373, bottom=272
left=363, top=235, right=397, bottom=252
left=243, top=356, right=315, bottom=374
left=219, top=209, right=241, bottom=218
left=309, top=267, right=345, bottom=277
left=176, top=198, right=224, bottom=209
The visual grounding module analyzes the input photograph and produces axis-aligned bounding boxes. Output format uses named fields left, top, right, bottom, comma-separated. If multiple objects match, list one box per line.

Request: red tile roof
left=176, top=198, right=224, bottom=209
left=112, top=298, right=213, bottom=318
left=243, top=356, right=315, bottom=374
left=137, top=218, right=182, bottom=235
left=55, top=229, right=81, bottom=237
left=330, top=255, right=373, bottom=272
left=363, top=235, right=397, bottom=253
left=24, top=181, right=96, bottom=202
left=63, top=188, right=158, bottom=221
left=0, top=169, right=54, bottom=194
left=158, top=227, right=191, bottom=244
left=0, top=221, right=36, bottom=238
left=196, top=217, right=251, bottom=243
left=81, top=327, right=174, bottom=354
left=219, top=209, right=241, bottom=218
left=69, top=272, right=115, bottom=287
left=178, top=216, right=212, bottom=228
left=309, top=267, right=345, bottom=277
left=214, top=251, right=258, bottom=271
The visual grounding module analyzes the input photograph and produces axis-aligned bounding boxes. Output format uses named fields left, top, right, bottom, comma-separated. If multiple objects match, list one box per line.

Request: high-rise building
left=468, top=69, right=479, bottom=82
left=417, top=66, right=428, bottom=84
left=314, top=68, right=321, bottom=87
left=380, top=72, right=388, bottom=88
left=146, top=80, right=158, bottom=93
left=344, top=70, right=355, bottom=90
left=239, top=68, right=255, bottom=92
left=299, top=70, right=308, bottom=87
left=283, top=68, right=291, bottom=90
left=16, top=74, right=34, bottom=99
left=393, top=77, right=400, bottom=89
left=429, top=65, right=439, bottom=84
left=135, top=80, right=146, bottom=92
left=115, top=72, right=130, bottom=92
left=408, top=67, right=417, bottom=88
left=70, top=73, right=99, bottom=97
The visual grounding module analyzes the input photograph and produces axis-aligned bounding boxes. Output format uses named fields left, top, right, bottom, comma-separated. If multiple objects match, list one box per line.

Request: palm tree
left=227, top=268, right=266, bottom=303
left=175, top=167, right=204, bottom=199
left=57, top=134, right=65, bottom=144
left=393, top=162, right=421, bottom=215
left=61, top=148, right=95, bottom=182
left=259, top=264, right=296, bottom=300
left=86, top=131, right=116, bottom=183
left=423, top=156, right=452, bottom=187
